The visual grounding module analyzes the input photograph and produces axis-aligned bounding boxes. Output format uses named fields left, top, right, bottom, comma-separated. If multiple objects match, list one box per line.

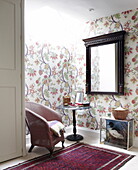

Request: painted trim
left=21, top=0, right=26, bottom=156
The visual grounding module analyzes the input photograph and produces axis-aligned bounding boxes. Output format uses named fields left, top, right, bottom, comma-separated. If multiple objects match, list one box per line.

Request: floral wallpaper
left=25, top=43, right=84, bottom=126
left=25, top=8, right=138, bottom=134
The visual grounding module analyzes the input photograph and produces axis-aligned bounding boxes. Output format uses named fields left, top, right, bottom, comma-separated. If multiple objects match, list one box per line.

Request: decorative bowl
left=112, top=107, right=129, bottom=120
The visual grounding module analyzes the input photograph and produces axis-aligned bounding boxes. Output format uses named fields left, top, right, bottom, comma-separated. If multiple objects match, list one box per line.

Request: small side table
left=100, top=117, right=134, bottom=150
left=58, top=105, right=92, bottom=141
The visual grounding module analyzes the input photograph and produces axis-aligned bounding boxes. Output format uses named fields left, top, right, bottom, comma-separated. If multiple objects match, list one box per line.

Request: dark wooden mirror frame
left=83, top=31, right=126, bottom=95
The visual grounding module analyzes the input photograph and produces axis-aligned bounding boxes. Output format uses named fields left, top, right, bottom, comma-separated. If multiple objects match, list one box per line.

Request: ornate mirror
left=83, top=31, right=126, bottom=95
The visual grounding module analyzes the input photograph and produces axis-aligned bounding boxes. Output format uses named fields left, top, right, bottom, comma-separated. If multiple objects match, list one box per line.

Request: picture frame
left=104, top=119, right=134, bottom=149
left=75, top=91, right=84, bottom=104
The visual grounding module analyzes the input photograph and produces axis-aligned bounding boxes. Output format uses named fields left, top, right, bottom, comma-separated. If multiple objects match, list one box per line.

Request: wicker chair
left=25, top=102, right=65, bottom=155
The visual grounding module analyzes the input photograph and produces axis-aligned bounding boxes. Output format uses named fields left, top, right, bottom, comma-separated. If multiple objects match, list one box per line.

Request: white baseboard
left=134, top=137, right=138, bottom=147
left=26, top=125, right=138, bottom=148
left=26, top=134, right=30, bottom=145
left=65, top=125, right=99, bottom=132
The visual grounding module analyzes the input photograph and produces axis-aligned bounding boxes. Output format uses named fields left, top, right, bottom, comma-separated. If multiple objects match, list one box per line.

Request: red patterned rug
left=5, top=143, right=134, bottom=170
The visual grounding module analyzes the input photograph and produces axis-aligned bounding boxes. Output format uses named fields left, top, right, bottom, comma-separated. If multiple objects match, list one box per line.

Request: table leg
left=73, top=110, right=76, bottom=136
left=66, top=110, right=83, bottom=141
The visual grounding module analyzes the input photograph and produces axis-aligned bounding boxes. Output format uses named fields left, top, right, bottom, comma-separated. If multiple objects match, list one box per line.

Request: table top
left=100, top=116, right=134, bottom=122
left=57, top=104, right=92, bottom=111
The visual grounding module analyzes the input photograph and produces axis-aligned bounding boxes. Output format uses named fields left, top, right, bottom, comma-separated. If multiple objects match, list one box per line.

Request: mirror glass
left=83, top=31, right=126, bottom=95
left=91, top=43, right=117, bottom=92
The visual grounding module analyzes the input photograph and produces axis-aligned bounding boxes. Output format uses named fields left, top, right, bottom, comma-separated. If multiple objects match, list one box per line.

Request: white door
left=0, top=0, right=23, bottom=162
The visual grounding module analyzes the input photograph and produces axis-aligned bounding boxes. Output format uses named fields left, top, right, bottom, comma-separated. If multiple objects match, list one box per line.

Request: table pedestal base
left=66, top=134, right=83, bottom=141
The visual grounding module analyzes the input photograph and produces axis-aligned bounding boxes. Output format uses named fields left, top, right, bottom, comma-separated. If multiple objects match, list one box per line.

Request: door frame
left=21, top=0, right=26, bottom=156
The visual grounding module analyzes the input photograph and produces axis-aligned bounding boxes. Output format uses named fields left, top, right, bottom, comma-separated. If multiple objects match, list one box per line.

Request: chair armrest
left=25, top=108, right=51, bottom=137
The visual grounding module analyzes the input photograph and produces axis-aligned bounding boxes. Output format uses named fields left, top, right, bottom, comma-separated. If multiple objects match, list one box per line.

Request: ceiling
left=26, top=0, right=138, bottom=21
